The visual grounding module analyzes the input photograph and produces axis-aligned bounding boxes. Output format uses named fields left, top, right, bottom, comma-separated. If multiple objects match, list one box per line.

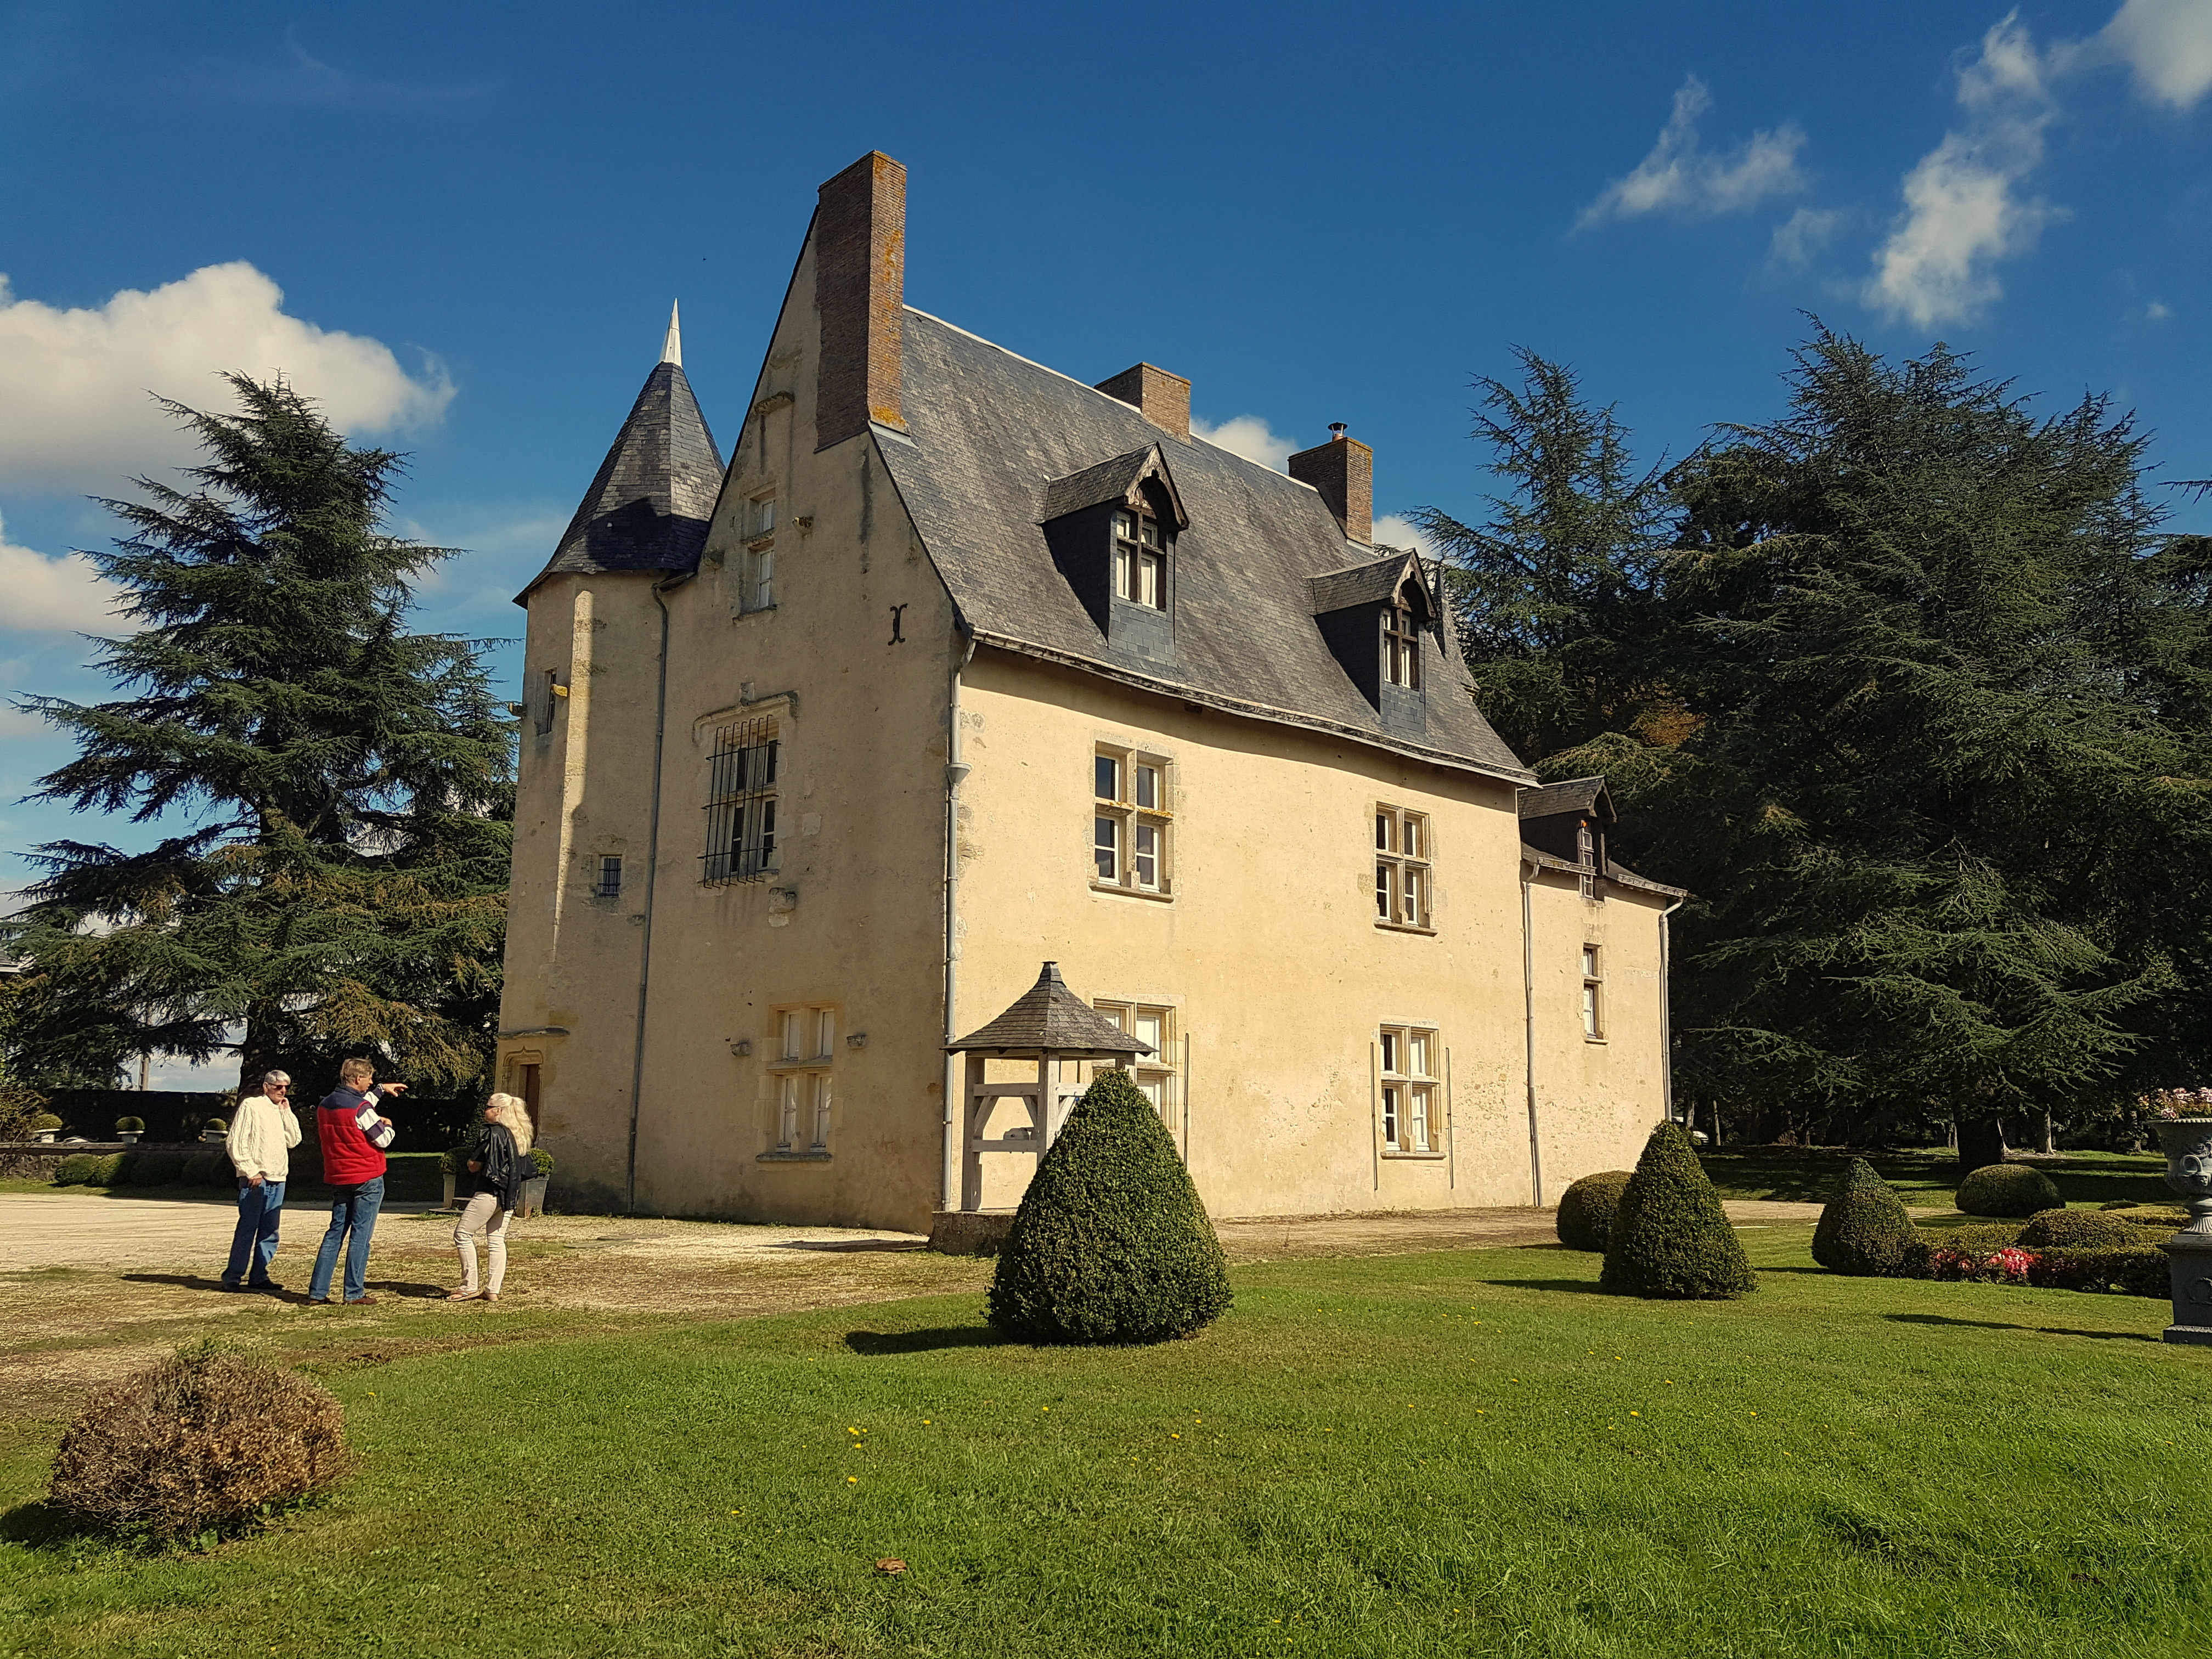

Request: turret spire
left=661, top=301, right=682, bottom=368
left=518, top=320, right=721, bottom=600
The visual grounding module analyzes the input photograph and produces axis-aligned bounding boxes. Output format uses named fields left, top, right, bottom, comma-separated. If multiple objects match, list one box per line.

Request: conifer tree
left=1408, top=348, right=1680, bottom=758
left=1547, top=328, right=2212, bottom=1162
left=5, top=376, right=513, bottom=1096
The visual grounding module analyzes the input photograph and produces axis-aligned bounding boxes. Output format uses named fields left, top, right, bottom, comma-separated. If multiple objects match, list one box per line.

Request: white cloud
left=1191, top=414, right=1295, bottom=472
left=2148, top=298, right=2174, bottom=319
left=2091, top=0, right=2212, bottom=108
left=1370, top=514, right=1437, bottom=557
left=1866, top=17, right=2065, bottom=329
left=1769, top=206, right=1844, bottom=268
left=1579, top=76, right=1807, bottom=227
left=0, top=513, right=126, bottom=634
left=0, top=262, right=453, bottom=494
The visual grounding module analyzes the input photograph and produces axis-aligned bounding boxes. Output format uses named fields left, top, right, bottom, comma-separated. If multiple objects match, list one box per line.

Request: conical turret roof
left=522, top=317, right=723, bottom=597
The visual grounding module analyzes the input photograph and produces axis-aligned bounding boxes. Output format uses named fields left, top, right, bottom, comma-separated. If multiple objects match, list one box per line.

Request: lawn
left=1700, top=1146, right=2170, bottom=1209
left=1, top=1229, right=2203, bottom=1658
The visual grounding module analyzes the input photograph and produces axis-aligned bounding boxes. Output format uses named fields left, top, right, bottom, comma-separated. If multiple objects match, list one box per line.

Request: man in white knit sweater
left=222, top=1070, right=302, bottom=1293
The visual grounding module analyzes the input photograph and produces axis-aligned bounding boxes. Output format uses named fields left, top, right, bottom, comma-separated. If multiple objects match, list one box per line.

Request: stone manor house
left=498, top=150, right=1685, bottom=1234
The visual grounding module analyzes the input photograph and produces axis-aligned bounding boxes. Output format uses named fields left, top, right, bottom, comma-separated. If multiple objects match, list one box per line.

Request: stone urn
left=2154, top=1118, right=2212, bottom=1346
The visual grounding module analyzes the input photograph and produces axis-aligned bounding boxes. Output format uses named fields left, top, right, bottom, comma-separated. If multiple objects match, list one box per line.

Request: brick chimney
left=1288, top=424, right=1373, bottom=544
left=1094, top=363, right=1190, bottom=441
left=815, top=151, right=907, bottom=448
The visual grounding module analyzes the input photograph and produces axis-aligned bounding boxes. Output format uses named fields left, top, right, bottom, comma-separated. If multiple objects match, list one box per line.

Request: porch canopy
left=944, top=961, right=1153, bottom=1211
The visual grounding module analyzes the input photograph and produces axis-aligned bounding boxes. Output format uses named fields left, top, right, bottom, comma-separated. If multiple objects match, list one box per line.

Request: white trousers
left=453, top=1190, right=510, bottom=1296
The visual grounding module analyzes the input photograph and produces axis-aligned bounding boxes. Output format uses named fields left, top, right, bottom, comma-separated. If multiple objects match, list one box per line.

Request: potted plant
left=517, top=1147, right=554, bottom=1218
left=115, top=1115, right=144, bottom=1145
left=29, top=1112, right=63, bottom=1143
left=439, top=1141, right=476, bottom=1210
left=199, top=1116, right=229, bottom=1144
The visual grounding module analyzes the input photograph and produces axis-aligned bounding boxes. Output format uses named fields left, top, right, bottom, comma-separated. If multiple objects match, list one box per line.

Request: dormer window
left=1113, top=511, right=1166, bottom=610
left=1040, top=446, right=1186, bottom=666
left=1384, top=597, right=1421, bottom=689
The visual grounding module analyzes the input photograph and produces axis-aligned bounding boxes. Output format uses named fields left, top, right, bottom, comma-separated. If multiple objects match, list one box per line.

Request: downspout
left=1520, top=856, right=1543, bottom=1208
left=1659, top=894, right=1686, bottom=1127
left=939, top=628, right=977, bottom=1212
left=625, top=574, right=683, bottom=1213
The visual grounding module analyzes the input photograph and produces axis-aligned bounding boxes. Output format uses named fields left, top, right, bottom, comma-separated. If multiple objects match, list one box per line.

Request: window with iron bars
left=703, top=716, right=780, bottom=884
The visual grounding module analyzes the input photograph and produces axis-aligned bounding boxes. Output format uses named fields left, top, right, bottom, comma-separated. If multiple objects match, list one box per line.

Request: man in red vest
left=307, top=1057, right=408, bottom=1305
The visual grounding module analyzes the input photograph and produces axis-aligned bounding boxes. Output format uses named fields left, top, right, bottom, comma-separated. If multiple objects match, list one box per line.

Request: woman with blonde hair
left=448, top=1092, right=532, bottom=1303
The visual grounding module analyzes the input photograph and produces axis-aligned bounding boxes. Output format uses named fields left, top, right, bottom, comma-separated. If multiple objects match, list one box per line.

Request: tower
left=497, top=309, right=723, bottom=1207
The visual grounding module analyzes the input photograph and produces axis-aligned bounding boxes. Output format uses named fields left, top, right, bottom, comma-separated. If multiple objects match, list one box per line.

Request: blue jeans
left=222, top=1178, right=286, bottom=1286
left=308, top=1176, right=384, bottom=1302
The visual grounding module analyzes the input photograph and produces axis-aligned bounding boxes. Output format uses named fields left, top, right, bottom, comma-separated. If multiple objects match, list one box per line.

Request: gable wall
left=620, top=234, right=960, bottom=1229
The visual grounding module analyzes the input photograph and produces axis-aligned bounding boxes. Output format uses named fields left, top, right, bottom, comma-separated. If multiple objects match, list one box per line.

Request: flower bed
left=1905, top=1233, right=2168, bottom=1297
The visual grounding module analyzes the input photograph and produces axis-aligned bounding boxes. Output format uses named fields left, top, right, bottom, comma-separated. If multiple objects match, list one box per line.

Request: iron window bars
left=703, top=716, right=780, bottom=885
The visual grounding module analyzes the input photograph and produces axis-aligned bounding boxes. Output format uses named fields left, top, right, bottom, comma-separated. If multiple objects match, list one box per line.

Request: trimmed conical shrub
left=1811, top=1158, right=1916, bottom=1276
left=1600, top=1122, right=1758, bottom=1300
left=987, top=1068, right=1231, bottom=1344
left=1955, top=1161, right=2061, bottom=1217
left=1555, top=1170, right=1634, bottom=1252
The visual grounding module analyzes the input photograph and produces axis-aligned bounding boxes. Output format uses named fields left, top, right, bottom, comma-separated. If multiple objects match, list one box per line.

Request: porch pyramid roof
left=948, top=962, right=1154, bottom=1057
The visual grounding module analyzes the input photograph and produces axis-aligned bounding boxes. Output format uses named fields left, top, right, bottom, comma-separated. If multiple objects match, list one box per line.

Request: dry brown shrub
left=48, top=1342, right=352, bottom=1541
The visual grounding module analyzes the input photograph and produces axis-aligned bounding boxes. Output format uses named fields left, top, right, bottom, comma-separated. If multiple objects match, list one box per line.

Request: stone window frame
left=1377, top=1023, right=1442, bottom=1157
left=1373, top=805, right=1434, bottom=933
left=1091, top=744, right=1174, bottom=901
left=742, top=490, right=777, bottom=613
left=1091, top=999, right=1178, bottom=1125
left=1582, top=944, right=1605, bottom=1042
left=594, top=853, right=623, bottom=901
left=763, top=1002, right=838, bottom=1158
left=702, top=716, right=781, bottom=886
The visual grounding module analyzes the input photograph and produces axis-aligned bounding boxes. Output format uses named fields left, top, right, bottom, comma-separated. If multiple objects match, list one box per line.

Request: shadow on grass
left=1885, top=1312, right=2155, bottom=1342
left=117, top=1273, right=449, bottom=1305
left=778, top=1239, right=927, bottom=1254
left=844, top=1327, right=1021, bottom=1355
left=0, top=1500, right=83, bottom=1550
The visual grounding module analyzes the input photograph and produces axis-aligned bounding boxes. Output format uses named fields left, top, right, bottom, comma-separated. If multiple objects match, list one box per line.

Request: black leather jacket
left=473, top=1124, right=528, bottom=1209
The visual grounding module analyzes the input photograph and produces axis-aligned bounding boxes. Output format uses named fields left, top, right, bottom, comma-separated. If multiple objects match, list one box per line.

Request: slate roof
left=948, top=962, right=1154, bottom=1056
left=1039, top=447, right=1182, bottom=524
left=1519, top=776, right=1612, bottom=821
left=876, top=311, right=1531, bottom=783
left=521, top=360, right=723, bottom=598
left=1308, top=552, right=1421, bottom=617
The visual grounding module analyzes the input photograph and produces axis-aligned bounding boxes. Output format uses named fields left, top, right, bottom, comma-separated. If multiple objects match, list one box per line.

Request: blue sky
left=1, top=1, right=2208, bottom=1080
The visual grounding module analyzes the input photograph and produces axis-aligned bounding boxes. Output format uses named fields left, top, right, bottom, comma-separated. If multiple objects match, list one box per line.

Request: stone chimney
left=815, top=151, right=907, bottom=448
left=1288, top=424, right=1373, bottom=544
left=1094, top=363, right=1190, bottom=441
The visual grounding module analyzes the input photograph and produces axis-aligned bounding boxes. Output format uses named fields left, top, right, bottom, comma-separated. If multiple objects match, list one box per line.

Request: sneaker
left=342, top=1295, right=380, bottom=1305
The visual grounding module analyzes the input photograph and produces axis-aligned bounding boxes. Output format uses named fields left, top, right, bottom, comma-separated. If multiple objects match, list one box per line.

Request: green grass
left=1701, top=1146, right=2171, bottom=1209
left=2, top=1230, right=2203, bottom=1658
